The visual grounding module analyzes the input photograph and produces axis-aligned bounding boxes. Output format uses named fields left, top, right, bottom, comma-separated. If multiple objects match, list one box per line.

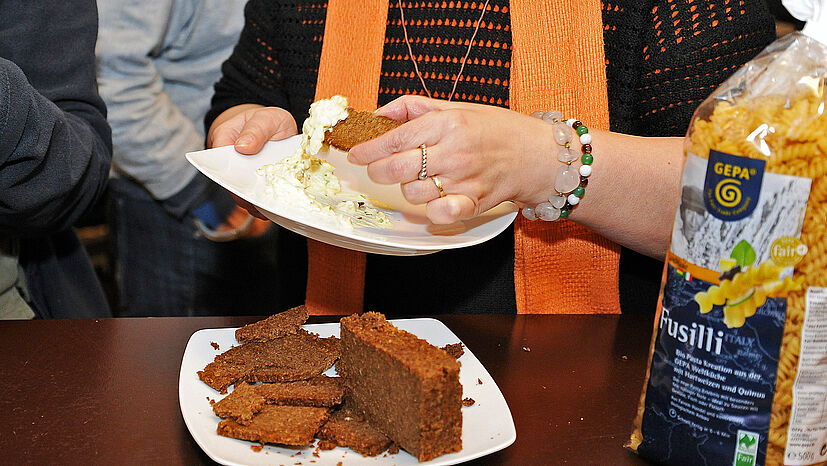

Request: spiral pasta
left=630, top=79, right=826, bottom=465
left=686, top=90, right=826, bottom=465
left=694, top=261, right=805, bottom=328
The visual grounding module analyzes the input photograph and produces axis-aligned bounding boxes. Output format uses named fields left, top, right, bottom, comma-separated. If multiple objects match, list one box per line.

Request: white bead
left=540, top=208, right=561, bottom=221
left=531, top=111, right=544, bottom=119
left=536, top=202, right=561, bottom=221
left=566, top=118, right=577, bottom=127
left=534, top=202, right=552, bottom=217
left=554, top=164, right=580, bottom=194
left=567, top=193, right=580, bottom=205
left=580, top=133, right=592, bottom=145
left=579, top=164, right=592, bottom=177
left=558, top=146, right=579, bottom=163
left=551, top=122, right=571, bottom=145
left=549, top=194, right=567, bottom=209
left=522, top=206, right=537, bottom=220
left=542, top=110, right=562, bottom=124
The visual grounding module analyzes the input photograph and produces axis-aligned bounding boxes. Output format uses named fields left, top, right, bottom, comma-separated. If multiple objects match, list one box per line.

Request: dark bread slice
left=213, top=377, right=344, bottom=425
left=217, top=405, right=329, bottom=446
left=316, top=403, right=393, bottom=457
left=198, top=329, right=340, bottom=393
left=234, top=305, right=309, bottom=344
left=256, top=375, right=343, bottom=407
left=324, top=108, right=403, bottom=151
left=212, top=381, right=267, bottom=425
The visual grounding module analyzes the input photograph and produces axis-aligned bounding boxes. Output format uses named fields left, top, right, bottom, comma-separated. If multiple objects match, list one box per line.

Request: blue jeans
left=108, top=177, right=303, bottom=317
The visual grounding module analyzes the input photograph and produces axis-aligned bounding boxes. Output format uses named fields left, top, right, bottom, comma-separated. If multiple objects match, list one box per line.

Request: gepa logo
left=704, top=150, right=765, bottom=221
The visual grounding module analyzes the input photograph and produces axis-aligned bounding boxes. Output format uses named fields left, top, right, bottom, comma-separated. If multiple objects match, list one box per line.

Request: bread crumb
left=440, top=343, right=465, bottom=359
left=211, top=341, right=220, bottom=350
left=251, top=444, right=263, bottom=452
left=462, top=398, right=475, bottom=407
left=477, top=378, right=482, bottom=385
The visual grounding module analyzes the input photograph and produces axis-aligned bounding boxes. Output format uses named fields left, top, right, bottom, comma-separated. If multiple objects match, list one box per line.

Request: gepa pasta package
left=630, top=1, right=827, bottom=465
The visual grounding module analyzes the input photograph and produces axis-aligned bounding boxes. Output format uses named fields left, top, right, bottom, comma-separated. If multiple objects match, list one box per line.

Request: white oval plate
left=186, top=136, right=517, bottom=256
left=179, top=319, right=517, bottom=465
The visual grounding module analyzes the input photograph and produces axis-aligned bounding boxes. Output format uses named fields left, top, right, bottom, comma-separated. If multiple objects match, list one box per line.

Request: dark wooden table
left=0, top=314, right=655, bottom=465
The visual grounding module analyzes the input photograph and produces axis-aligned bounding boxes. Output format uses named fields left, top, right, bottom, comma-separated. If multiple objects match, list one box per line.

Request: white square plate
left=186, top=137, right=517, bottom=256
left=179, top=319, right=516, bottom=465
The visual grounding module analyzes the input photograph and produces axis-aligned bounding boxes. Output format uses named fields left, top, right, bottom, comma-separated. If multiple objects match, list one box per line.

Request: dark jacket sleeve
left=0, top=0, right=112, bottom=237
left=205, top=0, right=302, bottom=130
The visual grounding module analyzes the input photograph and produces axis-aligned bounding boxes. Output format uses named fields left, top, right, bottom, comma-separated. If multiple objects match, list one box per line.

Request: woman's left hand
left=347, top=95, right=556, bottom=224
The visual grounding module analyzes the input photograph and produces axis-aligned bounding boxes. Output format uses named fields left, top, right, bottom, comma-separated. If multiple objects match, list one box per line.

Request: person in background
left=206, top=0, right=778, bottom=316
left=96, top=0, right=293, bottom=317
left=0, top=0, right=113, bottom=319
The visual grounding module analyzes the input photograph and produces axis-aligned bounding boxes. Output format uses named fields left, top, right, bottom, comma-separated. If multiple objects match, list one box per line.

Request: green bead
left=573, top=186, right=586, bottom=198
left=582, top=153, right=594, bottom=165
left=576, top=125, right=589, bottom=136
left=560, top=208, right=570, bottom=219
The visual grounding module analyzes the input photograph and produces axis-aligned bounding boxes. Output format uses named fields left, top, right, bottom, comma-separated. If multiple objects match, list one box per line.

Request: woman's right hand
left=206, top=104, right=299, bottom=219
left=207, top=104, right=298, bottom=153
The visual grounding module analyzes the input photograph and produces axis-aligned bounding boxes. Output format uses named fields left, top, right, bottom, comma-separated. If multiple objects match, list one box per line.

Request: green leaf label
left=731, top=240, right=756, bottom=268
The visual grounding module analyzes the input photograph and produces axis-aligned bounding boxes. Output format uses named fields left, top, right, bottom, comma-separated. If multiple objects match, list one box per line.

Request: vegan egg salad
left=256, top=95, right=391, bottom=229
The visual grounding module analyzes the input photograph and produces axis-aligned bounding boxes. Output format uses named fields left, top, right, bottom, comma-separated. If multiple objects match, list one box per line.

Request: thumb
left=425, top=194, right=476, bottom=224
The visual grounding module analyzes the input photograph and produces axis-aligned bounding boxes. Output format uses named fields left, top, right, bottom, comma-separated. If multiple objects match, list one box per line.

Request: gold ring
left=432, top=176, right=445, bottom=198
left=417, top=144, right=428, bottom=180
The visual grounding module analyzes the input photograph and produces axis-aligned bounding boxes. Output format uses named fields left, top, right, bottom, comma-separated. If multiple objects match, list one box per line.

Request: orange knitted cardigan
left=305, top=0, right=620, bottom=315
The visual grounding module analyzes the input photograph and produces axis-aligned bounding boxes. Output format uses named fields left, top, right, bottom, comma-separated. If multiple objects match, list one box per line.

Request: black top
left=207, top=0, right=776, bottom=316
left=0, top=0, right=112, bottom=318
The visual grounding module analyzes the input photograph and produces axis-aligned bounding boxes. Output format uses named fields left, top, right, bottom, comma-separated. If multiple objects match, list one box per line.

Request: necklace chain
left=398, top=0, right=491, bottom=102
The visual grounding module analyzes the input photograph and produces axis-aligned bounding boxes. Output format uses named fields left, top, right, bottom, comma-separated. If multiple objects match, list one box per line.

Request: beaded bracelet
left=522, top=111, right=593, bottom=222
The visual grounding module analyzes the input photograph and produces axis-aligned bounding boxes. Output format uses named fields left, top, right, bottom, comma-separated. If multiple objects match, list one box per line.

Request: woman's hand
left=347, top=95, right=557, bottom=224
left=207, top=104, right=298, bottom=153
left=207, top=104, right=299, bottom=219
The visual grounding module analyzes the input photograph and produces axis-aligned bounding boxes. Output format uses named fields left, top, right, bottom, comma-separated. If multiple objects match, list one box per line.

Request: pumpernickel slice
left=217, top=405, right=330, bottom=446
left=213, top=377, right=344, bottom=425
left=256, top=376, right=343, bottom=407
left=212, top=381, right=267, bottom=425
left=234, top=305, right=309, bottom=344
left=317, top=403, right=393, bottom=457
left=198, top=329, right=340, bottom=393
left=323, top=109, right=403, bottom=151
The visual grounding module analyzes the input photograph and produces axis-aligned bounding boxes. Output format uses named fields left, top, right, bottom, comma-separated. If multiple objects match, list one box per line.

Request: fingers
left=209, top=124, right=242, bottom=150
left=401, top=176, right=446, bottom=204
left=348, top=106, right=456, bottom=166
left=208, top=104, right=261, bottom=148
left=208, top=106, right=298, bottom=154
left=373, top=94, right=452, bottom=121
left=348, top=117, right=431, bottom=166
left=230, top=193, right=270, bottom=220
left=234, top=107, right=298, bottom=154
left=426, top=194, right=476, bottom=224
left=365, top=145, right=427, bottom=184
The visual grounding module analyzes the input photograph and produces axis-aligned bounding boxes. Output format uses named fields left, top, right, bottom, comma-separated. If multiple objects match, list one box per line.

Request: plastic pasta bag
left=629, top=1, right=827, bottom=465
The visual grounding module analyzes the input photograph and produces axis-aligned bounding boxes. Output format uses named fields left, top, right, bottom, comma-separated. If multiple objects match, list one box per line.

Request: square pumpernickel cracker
left=324, top=109, right=403, bottom=151
left=198, top=329, right=340, bottom=393
left=217, top=405, right=330, bottom=446
left=213, top=377, right=344, bottom=425
left=234, top=305, right=309, bottom=344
